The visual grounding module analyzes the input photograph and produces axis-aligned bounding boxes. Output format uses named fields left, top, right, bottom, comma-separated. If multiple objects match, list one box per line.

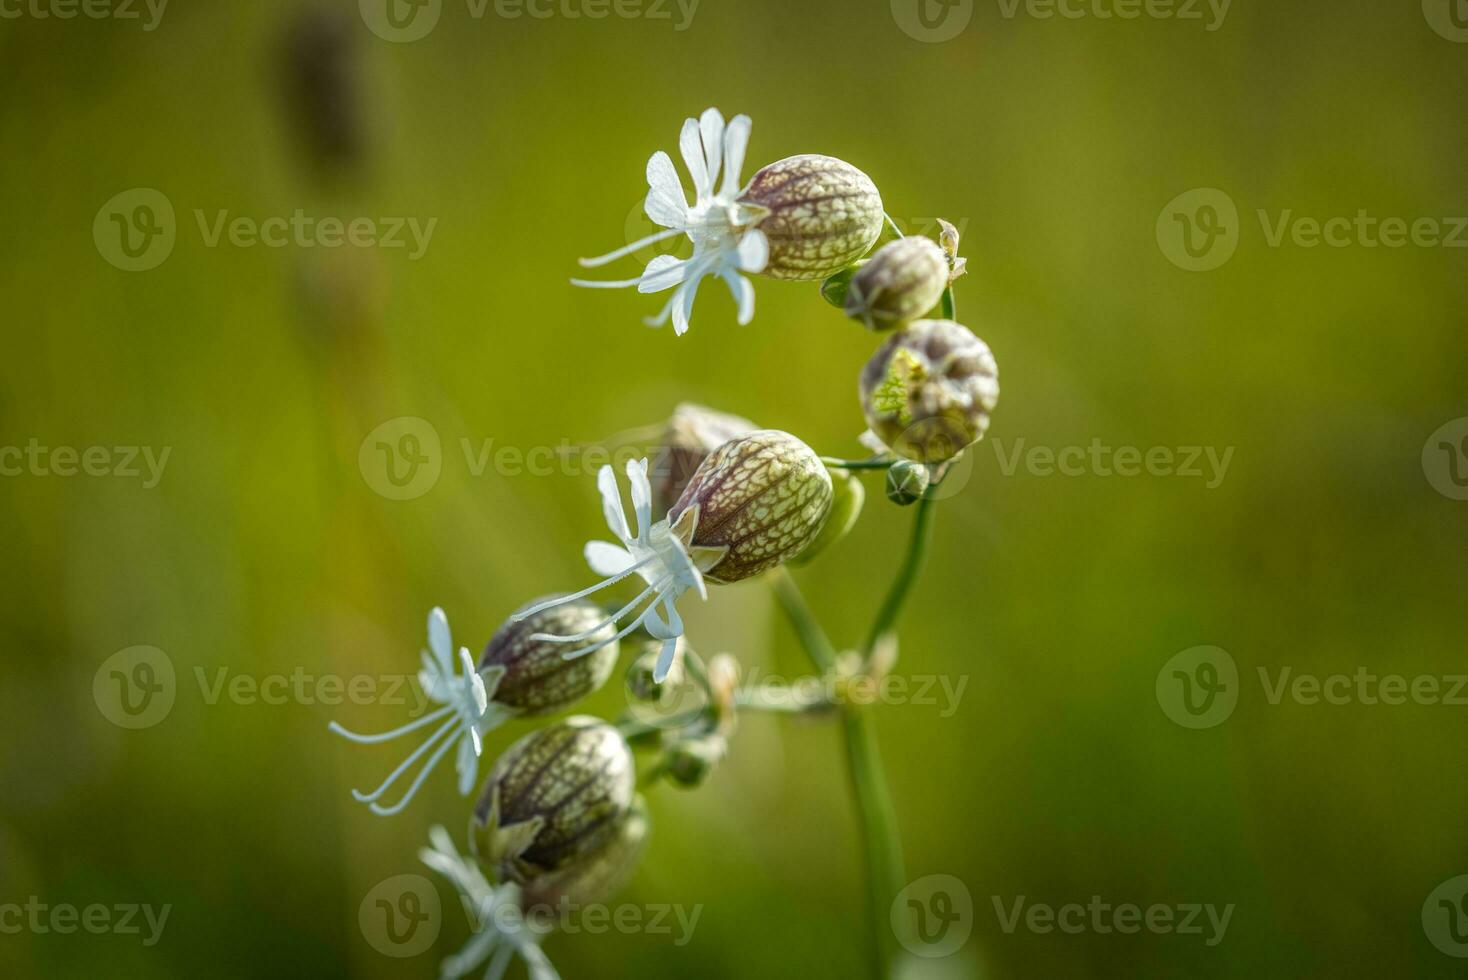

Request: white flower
left=510, top=459, right=715, bottom=683
left=420, top=826, right=559, bottom=980
left=572, top=107, right=770, bottom=336
left=329, top=608, right=510, bottom=817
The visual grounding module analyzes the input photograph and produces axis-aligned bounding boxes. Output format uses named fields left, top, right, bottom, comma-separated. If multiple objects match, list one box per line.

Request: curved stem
left=862, top=491, right=938, bottom=664
left=883, top=213, right=904, bottom=242
left=844, top=706, right=904, bottom=980
left=821, top=456, right=895, bottom=472
left=770, top=567, right=838, bottom=672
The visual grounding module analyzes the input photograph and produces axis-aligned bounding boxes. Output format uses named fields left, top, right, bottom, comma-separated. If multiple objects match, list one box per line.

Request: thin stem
left=883, top=212, right=904, bottom=242
left=844, top=707, right=905, bottom=980
left=940, top=284, right=957, bottom=320
left=821, top=456, right=895, bottom=472
left=770, top=567, right=838, bottom=672
left=862, top=491, right=938, bottom=663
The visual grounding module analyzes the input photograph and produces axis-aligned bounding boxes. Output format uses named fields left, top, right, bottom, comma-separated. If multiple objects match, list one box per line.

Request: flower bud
left=741, top=155, right=884, bottom=281
left=860, top=320, right=1000, bottom=463
left=790, top=471, right=864, bottom=565
left=473, top=717, right=636, bottom=885
left=665, top=735, right=727, bottom=789
left=650, top=403, right=757, bottom=515
left=669, top=430, right=834, bottom=583
left=481, top=597, right=619, bottom=715
left=885, top=459, right=930, bottom=506
left=520, top=801, right=650, bottom=910
left=844, top=236, right=948, bottom=331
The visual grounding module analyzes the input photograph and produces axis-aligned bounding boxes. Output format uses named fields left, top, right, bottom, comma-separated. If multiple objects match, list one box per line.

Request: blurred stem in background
left=772, top=490, right=938, bottom=978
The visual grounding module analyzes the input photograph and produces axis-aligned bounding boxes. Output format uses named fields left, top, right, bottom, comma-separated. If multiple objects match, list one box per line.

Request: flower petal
left=645, top=151, right=689, bottom=229
left=679, top=116, right=710, bottom=199
left=720, top=268, right=756, bottom=325
left=721, top=114, right=752, bottom=197
left=737, top=228, right=769, bottom=273
left=428, top=607, right=452, bottom=669
left=653, top=637, right=679, bottom=684
left=585, top=540, right=636, bottom=577
left=597, top=464, right=631, bottom=542
left=637, top=254, right=688, bottom=294
left=672, top=278, right=701, bottom=337
left=626, top=458, right=652, bottom=538
left=699, top=108, right=725, bottom=195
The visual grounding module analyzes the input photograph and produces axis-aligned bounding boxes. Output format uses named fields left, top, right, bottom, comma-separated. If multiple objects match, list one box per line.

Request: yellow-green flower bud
left=481, top=597, right=619, bottom=715
left=669, top=430, right=834, bottom=583
left=860, top=320, right=1000, bottom=463
left=790, top=471, right=865, bottom=565
left=473, top=717, right=635, bottom=886
left=845, top=236, right=948, bottom=331
left=741, top=155, right=884, bottom=281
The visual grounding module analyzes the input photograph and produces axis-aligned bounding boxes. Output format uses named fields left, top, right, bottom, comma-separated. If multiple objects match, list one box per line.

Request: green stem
left=940, top=285, right=956, bottom=320
left=821, top=456, right=895, bottom=471
left=883, top=213, right=904, bottom=242
left=863, top=491, right=937, bottom=662
left=770, top=567, right=838, bottom=672
left=844, top=706, right=905, bottom=980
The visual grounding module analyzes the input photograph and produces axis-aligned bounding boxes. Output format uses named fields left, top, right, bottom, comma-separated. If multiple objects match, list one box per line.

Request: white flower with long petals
left=329, top=608, right=511, bottom=817
left=572, top=107, right=769, bottom=336
left=420, top=826, right=559, bottom=980
left=510, top=459, right=718, bottom=683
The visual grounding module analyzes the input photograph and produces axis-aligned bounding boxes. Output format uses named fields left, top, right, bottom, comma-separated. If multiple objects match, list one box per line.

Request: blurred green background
left=3, top=0, right=1467, bottom=977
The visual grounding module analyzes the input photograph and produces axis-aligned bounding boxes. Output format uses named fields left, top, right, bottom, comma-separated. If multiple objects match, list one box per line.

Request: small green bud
left=520, top=801, right=650, bottom=910
left=844, top=236, right=948, bottom=331
left=665, top=735, right=726, bottom=789
left=741, top=155, right=885, bottom=281
left=669, top=430, right=834, bottom=583
left=473, top=717, right=635, bottom=886
left=885, top=460, right=930, bottom=506
left=859, top=320, right=1000, bottom=463
left=790, top=471, right=865, bottom=565
left=481, top=598, right=618, bottom=715
left=650, top=403, right=757, bottom=516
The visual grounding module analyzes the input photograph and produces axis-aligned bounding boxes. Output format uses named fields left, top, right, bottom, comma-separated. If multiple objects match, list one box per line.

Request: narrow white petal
left=597, top=464, right=631, bottom=542
left=428, top=607, right=452, bottom=668
left=637, top=254, right=688, bottom=294
left=645, top=187, right=689, bottom=231
left=584, top=540, right=636, bottom=577
left=737, top=228, right=769, bottom=273
left=626, top=458, right=652, bottom=536
left=672, top=278, right=700, bottom=337
left=699, top=108, right=725, bottom=194
left=577, top=227, right=683, bottom=269
left=645, top=151, right=688, bottom=217
left=652, top=636, right=679, bottom=684
left=721, top=114, right=752, bottom=197
left=721, top=269, right=756, bottom=325
left=679, top=117, right=711, bottom=199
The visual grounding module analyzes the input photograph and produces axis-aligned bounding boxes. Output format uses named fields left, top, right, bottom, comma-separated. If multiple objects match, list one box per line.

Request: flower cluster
left=327, top=106, right=1001, bottom=977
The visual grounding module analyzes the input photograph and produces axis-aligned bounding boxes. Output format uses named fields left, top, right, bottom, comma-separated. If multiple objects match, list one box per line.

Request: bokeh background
left=3, top=0, right=1468, bottom=977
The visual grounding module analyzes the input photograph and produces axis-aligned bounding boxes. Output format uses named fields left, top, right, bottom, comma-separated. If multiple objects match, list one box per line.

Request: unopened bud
left=859, top=320, right=1000, bottom=463
left=741, top=155, right=884, bottom=281
left=473, top=717, right=635, bottom=885
left=669, top=430, right=834, bottom=583
left=844, top=236, right=948, bottom=331
left=665, top=735, right=727, bottom=788
left=482, top=598, right=619, bottom=715
left=885, top=460, right=930, bottom=506
left=520, top=801, right=649, bottom=910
